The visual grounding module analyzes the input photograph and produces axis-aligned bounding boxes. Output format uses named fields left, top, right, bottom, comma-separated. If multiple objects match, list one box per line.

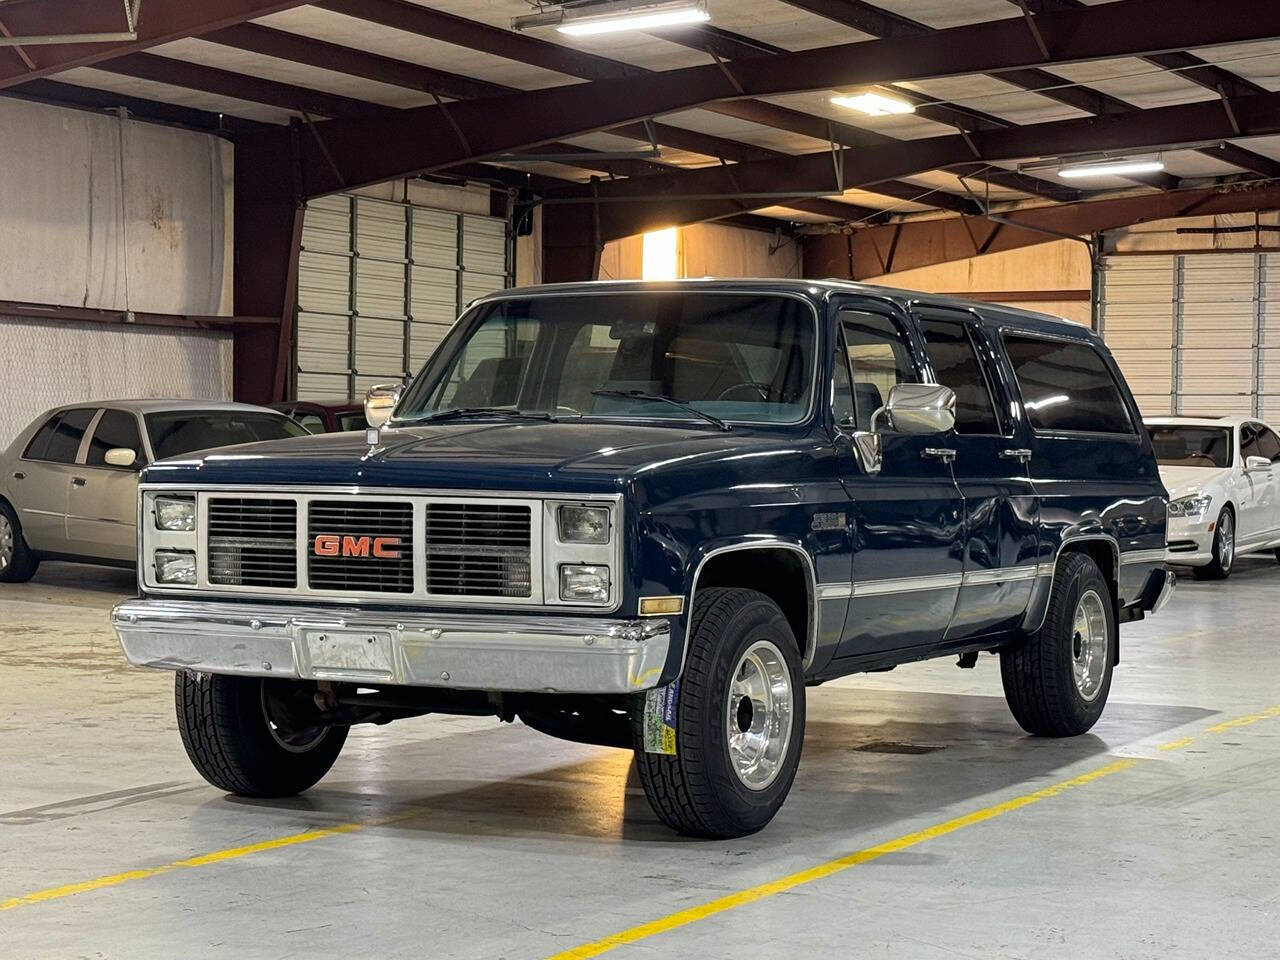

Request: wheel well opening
left=1061, top=540, right=1117, bottom=599
left=695, top=548, right=811, bottom=661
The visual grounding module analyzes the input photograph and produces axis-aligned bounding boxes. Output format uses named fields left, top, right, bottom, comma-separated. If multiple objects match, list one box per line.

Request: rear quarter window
left=1002, top=333, right=1134, bottom=435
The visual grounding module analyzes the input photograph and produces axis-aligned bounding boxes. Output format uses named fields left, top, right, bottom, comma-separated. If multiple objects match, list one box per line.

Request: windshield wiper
left=396, top=407, right=556, bottom=425
left=591, top=389, right=730, bottom=432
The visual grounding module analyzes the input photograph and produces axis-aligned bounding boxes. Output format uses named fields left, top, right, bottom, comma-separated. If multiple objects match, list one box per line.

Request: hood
left=143, top=419, right=801, bottom=493
left=1158, top=464, right=1229, bottom=500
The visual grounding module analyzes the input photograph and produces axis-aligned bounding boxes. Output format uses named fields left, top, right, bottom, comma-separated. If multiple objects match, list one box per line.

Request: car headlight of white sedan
left=1168, top=493, right=1213, bottom=520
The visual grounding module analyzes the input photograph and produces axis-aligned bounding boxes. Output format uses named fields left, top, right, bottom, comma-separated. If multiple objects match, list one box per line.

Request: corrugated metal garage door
left=295, top=194, right=512, bottom=402
left=1099, top=252, right=1278, bottom=418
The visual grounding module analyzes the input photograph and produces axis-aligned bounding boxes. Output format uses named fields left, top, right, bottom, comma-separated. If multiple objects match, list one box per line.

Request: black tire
left=1192, top=507, right=1234, bottom=581
left=632, top=587, right=805, bottom=839
left=1000, top=552, right=1114, bottom=737
left=0, top=500, right=39, bottom=583
left=175, top=671, right=348, bottom=797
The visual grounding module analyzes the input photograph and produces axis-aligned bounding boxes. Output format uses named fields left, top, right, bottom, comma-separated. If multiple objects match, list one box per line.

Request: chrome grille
left=207, top=498, right=297, bottom=588
left=425, top=503, right=532, bottom=597
left=307, top=500, right=414, bottom=593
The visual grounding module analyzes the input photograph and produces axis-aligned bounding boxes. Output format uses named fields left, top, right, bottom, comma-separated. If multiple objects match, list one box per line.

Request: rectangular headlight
left=154, top=496, right=196, bottom=532
left=559, top=563, right=610, bottom=603
left=154, top=550, right=196, bottom=585
left=1168, top=494, right=1211, bottom=519
left=557, top=504, right=610, bottom=544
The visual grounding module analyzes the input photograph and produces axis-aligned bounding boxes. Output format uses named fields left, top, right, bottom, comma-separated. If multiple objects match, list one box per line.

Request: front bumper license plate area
left=300, top=628, right=395, bottom=681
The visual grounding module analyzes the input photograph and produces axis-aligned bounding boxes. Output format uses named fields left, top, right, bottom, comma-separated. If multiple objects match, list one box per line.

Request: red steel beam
left=803, top=183, right=1280, bottom=279
left=0, top=0, right=312, bottom=89
left=554, top=90, right=1280, bottom=241
left=281, top=0, right=1280, bottom=196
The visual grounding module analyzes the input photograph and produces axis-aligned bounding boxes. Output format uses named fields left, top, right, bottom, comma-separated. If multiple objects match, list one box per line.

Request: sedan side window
left=86, top=410, right=145, bottom=468
left=838, top=310, right=920, bottom=431
left=1241, top=423, right=1263, bottom=461
left=24, top=408, right=95, bottom=464
left=1256, top=426, right=1280, bottom=463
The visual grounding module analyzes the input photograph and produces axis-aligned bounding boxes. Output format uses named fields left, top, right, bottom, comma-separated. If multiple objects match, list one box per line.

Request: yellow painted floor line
left=545, top=704, right=1280, bottom=960
left=543, top=759, right=1138, bottom=960
left=2, top=705, right=1275, bottom=919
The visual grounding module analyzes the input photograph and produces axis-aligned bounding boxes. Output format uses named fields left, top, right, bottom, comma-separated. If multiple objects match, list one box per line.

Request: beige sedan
left=0, top=400, right=307, bottom=581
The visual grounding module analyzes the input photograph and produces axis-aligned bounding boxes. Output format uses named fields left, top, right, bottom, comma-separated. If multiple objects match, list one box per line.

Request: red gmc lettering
left=312, top=534, right=401, bottom=559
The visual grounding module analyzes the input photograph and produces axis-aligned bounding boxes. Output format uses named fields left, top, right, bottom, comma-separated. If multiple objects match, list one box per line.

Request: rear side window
left=87, top=410, right=144, bottom=467
left=24, top=408, right=95, bottom=463
left=1002, top=334, right=1133, bottom=435
left=917, top=318, right=1001, bottom=434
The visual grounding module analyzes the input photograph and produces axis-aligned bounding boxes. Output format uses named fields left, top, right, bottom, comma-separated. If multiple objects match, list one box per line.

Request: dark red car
left=270, top=401, right=366, bottom=434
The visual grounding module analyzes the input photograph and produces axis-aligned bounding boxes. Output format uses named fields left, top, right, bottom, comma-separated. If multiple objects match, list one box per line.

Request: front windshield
left=396, top=292, right=817, bottom=426
left=1146, top=424, right=1233, bottom=468
left=146, top=411, right=309, bottom=460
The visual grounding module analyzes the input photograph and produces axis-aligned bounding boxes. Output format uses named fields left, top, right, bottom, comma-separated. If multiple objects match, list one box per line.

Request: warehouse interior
left=2, top=0, right=1280, bottom=957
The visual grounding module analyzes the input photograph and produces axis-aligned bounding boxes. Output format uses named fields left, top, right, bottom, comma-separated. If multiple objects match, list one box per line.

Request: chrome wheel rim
left=261, top=683, right=330, bottom=754
left=1071, top=589, right=1109, bottom=702
left=726, top=639, right=794, bottom=791
left=0, top=514, right=12, bottom=572
left=1218, top=511, right=1234, bottom=572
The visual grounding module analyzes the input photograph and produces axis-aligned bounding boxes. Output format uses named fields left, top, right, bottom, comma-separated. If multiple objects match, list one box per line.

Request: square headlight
left=154, top=496, right=195, bottom=532
left=154, top=550, right=196, bottom=585
left=559, top=564, right=611, bottom=604
left=557, top=504, right=610, bottom=544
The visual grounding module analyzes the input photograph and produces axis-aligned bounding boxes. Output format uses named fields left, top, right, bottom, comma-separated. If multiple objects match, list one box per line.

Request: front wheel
left=175, top=672, right=348, bottom=797
left=1193, top=507, right=1234, bottom=580
left=0, top=502, right=39, bottom=583
left=1000, top=552, right=1114, bottom=737
left=632, top=587, right=805, bottom=839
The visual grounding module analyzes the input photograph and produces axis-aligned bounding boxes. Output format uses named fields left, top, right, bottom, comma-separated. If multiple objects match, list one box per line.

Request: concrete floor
left=2, top=561, right=1278, bottom=959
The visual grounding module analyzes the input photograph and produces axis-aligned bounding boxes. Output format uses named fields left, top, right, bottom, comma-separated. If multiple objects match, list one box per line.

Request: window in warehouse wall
left=294, top=194, right=514, bottom=402
left=642, top=228, right=679, bottom=280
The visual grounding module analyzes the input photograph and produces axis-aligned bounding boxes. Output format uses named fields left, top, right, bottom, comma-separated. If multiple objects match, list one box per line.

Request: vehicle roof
left=480, top=277, right=1093, bottom=338
left=44, top=399, right=286, bottom=416
left=1144, top=415, right=1257, bottom=428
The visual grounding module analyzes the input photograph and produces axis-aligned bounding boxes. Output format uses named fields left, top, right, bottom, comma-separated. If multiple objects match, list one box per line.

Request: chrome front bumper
left=111, top=599, right=671, bottom=694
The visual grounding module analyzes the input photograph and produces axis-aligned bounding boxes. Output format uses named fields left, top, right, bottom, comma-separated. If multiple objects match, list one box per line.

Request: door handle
left=1000, top=448, right=1032, bottom=463
left=922, top=447, right=957, bottom=463
left=71, top=476, right=87, bottom=487
left=12, top=471, right=24, bottom=480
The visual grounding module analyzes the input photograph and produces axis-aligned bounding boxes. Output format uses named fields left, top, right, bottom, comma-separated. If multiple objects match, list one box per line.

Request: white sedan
left=1145, top=416, right=1280, bottom=579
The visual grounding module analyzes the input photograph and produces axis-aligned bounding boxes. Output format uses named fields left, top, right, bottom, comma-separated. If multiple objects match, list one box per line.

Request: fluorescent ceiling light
left=829, top=92, right=916, bottom=116
left=536, top=1, right=709, bottom=36
left=1057, top=158, right=1165, bottom=179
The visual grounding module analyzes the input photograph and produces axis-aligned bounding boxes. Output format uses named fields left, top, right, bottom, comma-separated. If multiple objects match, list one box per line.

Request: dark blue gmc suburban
left=112, top=279, right=1174, bottom=838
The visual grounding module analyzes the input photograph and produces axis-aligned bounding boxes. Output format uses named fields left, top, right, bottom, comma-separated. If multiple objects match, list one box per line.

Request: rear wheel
left=175, top=672, right=347, bottom=797
left=1001, top=552, right=1114, bottom=737
left=632, top=587, right=805, bottom=839
left=0, top=502, right=39, bottom=583
left=1193, top=507, right=1234, bottom=580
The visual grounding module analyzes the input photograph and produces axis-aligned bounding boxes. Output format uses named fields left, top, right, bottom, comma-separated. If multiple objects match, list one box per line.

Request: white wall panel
left=0, top=98, right=232, bottom=316
left=0, top=315, right=231, bottom=447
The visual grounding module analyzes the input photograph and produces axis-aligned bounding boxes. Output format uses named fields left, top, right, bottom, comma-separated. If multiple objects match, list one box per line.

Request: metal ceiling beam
left=780, top=0, right=1181, bottom=190
left=804, top=182, right=1280, bottom=279
left=95, top=51, right=390, bottom=120
left=0, top=0, right=312, bottom=89
left=553, top=90, right=1280, bottom=241
left=1014, top=0, right=1280, bottom=179
left=282, top=0, right=1280, bottom=197
left=314, top=0, right=963, bottom=214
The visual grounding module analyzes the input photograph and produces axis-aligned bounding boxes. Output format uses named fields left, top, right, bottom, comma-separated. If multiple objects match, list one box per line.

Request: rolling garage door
left=1099, top=253, right=1280, bottom=419
left=294, top=194, right=513, bottom=402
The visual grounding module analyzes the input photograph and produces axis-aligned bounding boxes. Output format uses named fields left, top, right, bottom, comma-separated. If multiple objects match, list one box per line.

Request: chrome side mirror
left=881, top=383, right=956, bottom=435
left=1246, top=455, right=1272, bottom=473
left=364, top=383, right=403, bottom=428
left=104, top=447, right=137, bottom=468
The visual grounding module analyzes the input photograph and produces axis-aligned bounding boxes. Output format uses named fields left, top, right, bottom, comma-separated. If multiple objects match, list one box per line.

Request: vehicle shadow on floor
left=214, top=688, right=1215, bottom=847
